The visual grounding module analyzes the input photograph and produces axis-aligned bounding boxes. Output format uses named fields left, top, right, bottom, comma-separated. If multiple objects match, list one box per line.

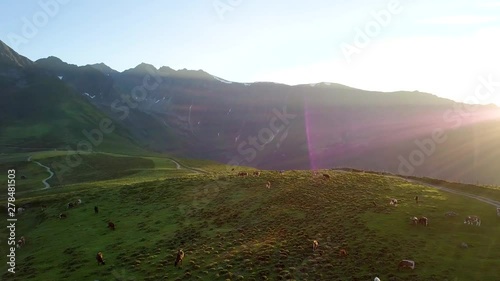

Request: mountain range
left=1, top=40, right=500, bottom=185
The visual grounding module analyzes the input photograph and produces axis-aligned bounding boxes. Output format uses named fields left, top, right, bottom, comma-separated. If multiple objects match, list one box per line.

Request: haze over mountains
left=2, top=40, right=500, bottom=185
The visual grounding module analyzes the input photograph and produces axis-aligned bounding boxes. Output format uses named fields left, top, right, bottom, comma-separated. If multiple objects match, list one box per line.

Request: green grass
left=0, top=156, right=499, bottom=281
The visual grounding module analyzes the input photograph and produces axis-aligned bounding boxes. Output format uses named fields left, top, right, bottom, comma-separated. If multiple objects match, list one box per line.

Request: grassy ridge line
left=333, top=168, right=500, bottom=202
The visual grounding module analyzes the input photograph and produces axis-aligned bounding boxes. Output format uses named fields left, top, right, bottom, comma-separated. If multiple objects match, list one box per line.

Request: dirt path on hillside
left=167, top=158, right=209, bottom=174
left=404, top=178, right=500, bottom=208
left=170, top=159, right=181, bottom=169
left=332, top=169, right=500, bottom=208
left=28, top=156, right=54, bottom=189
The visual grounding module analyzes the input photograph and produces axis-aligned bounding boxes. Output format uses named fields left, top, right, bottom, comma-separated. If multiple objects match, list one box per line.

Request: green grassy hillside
left=0, top=73, right=146, bottom=155
left=0, top=153, right=499, bottom=281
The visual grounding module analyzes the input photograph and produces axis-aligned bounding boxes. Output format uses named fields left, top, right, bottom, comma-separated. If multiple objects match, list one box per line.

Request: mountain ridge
left=2, top=40, right=500, bottom=185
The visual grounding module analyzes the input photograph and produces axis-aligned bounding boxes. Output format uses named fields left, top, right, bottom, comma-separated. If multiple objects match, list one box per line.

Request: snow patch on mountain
left=213, top=76, right=232, bottom=84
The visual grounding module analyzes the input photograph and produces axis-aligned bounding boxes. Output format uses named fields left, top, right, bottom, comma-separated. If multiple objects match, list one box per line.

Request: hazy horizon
left=1, top=0, right=499, bottom=105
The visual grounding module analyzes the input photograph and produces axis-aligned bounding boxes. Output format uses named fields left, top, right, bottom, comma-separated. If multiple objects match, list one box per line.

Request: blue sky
left=1, top=0, right=500, bottom=105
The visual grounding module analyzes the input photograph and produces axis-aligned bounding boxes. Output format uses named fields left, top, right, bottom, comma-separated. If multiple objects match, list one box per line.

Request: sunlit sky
left=1, top=0, right=500, bottom=105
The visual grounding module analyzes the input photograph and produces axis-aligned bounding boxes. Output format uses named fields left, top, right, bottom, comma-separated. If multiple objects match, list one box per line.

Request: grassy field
left=0, top=153, right=499, bottom=281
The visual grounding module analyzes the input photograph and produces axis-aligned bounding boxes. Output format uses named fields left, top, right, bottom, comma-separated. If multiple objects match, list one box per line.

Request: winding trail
left=404, top=178, right=500, bottom=208
left=28, top=155, right=54, bottom=189
left=170, top=159, right=181, bottom=169
left=167, top=157, right=208, bottom=174
left=332, top=169, right=500, bottom=208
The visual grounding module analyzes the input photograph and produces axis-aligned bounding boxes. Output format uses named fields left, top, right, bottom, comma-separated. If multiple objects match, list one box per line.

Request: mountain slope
left=2, top=40, right=500, bottom=184
left=0, top=40, right=32, bottom=68
left=0, top=41, right=147, bottom=155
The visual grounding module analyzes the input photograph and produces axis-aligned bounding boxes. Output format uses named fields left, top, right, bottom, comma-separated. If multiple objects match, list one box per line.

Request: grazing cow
left=59, top=213, right=67, bottom=219
left=67, top=202, right=74, bottom=209
left=279, top=170, right=285, bottom=175
left=460, top=242, right=468, bottom=249
left=76, top=199, right=82, bottom=205
left=253, top=171, right=261, bottom=177
left=238, top=172, right=248, bottom=177
left=418, top=217, right=428, bottom=226
left=464, top=215, right=481, bottom=226
left=312, top=240, right=319, bottom=252
left=96, top=252, right=105, bottom=265
left=339, top=249, right=348, bottom=257
left=398, top=259, right=415, bottom=270
left=265, top=181, right=271, bottom=189
left=389, top=199, right=398, bottom=206
left=17, top=207, right=25, bottom=214
left=374, top=278, right=381, bottom=281
left=108, top=221, right=115, bottom=230
left=16, top=236, right=26, bottom=248
left=445, top=211, right=458, bottom=217
left=322, top=174, right=330, bottom=179
left=410, top=217, right=418, bottom=225
left=497, top=207, right=500, bottom=217
left=94, top=206, right=99, bottom=214
left=174, top=249, right=185, bottom=267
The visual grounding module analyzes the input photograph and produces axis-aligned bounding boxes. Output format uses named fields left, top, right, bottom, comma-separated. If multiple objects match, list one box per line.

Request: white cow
left=374, top=278, right=381, bottom=281
left=265, top=181, right=271, bottom=189
left=312, top=240, right=319, bottom=252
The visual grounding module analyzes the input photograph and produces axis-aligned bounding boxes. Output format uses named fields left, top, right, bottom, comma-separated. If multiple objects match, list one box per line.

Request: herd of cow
left=12, top=169, right=500, bottom=280
left=385, top=197, right=500, bottom=274
left=15, top=198, right=118, bottom=266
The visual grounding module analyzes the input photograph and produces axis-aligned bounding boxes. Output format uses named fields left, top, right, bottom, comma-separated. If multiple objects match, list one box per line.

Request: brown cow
left=16, top=236, right=26, bottom=248
left=238, top=172, right=248, bottom=176
left=339, top=249, right=348, bottom=257
left=253, top=171, right=261, bottom=177
left=322, top=174, right=330, bottom=179
left=398, top=259, right=415, bottom=270
left=418, top=217, right=428, bottom=226
left=108, top=221, right=115, bottom=230
left=174, top=249, right=185, bottom=267
left=96, top=252, right=105, bottom=265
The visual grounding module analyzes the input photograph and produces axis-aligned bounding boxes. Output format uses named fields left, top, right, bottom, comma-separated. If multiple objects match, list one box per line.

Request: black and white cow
left=398, top=259, right=415, bottom=270
left=464, top=215, right=481, bottom=226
